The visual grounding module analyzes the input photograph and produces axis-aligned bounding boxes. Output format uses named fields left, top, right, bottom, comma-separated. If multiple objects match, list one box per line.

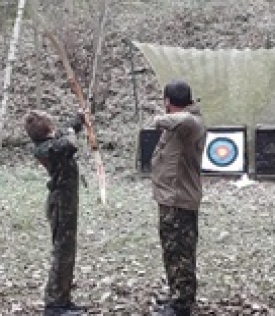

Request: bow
left=30, top=7, right=106, bottom=204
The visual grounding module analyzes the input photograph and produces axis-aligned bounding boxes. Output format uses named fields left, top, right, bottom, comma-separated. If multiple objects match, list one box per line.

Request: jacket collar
left=183, top=104, right=201, bottom=115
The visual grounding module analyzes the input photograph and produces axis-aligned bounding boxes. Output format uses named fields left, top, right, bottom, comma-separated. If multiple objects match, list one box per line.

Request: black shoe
left=66, top=302, right=85, bottom=312
left=156, top=303, right=191, bottom=316
left=43, top=308, right=82, bottom=316
left=156, top=304, right=177, bottom=316
left=44, top=302, right=84, bottom=316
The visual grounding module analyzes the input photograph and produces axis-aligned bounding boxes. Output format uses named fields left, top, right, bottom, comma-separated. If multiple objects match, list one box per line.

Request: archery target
left=202, top=128, right=246, bottom=173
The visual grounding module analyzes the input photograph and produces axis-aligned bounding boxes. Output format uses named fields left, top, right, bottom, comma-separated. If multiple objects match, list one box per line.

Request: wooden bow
left=46, top=30, right=106, bottom=204
left=30, top=6, right=106, bottom=204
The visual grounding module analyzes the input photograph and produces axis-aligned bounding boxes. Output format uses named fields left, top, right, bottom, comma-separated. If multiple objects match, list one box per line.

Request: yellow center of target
left=215, top=146, right=230, bottom=158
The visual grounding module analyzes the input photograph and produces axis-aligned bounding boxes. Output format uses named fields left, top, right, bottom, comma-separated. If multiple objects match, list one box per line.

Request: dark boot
left=176, top=307, right=191, bottom=316
left=44, top=302, right=84, bottom=316
left=157, top=304, right=177, bottom=316
left=157, top=303, right=191, bottom=316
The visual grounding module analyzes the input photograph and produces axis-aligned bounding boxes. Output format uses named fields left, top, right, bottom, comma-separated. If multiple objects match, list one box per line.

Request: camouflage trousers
left=159, top=204, right=198, bottom=310
left=45, top=188, right=78, bottom=307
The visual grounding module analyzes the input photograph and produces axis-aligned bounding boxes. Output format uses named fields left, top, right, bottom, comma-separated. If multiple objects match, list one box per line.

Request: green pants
left=159, top=205, right=198, bottom=310
left=45, top=187, right=78, bottom=307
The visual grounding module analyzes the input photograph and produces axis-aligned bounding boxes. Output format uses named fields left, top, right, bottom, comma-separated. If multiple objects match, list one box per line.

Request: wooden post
left=32, top=0, right=42, bottom=109
left=88, top=0, right=108, bottom=114
left=0, top=0, right=26, bottom=148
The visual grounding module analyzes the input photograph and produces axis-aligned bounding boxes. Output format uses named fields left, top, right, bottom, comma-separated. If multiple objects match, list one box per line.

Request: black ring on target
left=207, top=137, right=238, bottom=167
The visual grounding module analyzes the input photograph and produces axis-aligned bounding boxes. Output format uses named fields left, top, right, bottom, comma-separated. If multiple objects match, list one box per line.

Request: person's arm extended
left=153, top=112, right=189, bottom=131
left=50, top=129, right=78, bottom=158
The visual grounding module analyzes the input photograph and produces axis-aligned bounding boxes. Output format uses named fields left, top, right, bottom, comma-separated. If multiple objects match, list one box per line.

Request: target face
left=202, top=128, right=246, bottom=173
left=207, top=137, right=238, bottom=167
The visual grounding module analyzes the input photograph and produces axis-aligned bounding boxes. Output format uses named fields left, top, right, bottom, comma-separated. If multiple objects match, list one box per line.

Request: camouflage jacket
left=33, top=115, right=83, bottom=192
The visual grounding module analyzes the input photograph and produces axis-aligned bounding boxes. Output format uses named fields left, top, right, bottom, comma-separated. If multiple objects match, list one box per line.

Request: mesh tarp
left=133, top=42, right=275, bottom=169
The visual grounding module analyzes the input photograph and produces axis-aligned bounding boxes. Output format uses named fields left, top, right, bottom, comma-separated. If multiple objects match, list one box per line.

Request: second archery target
left=255, top=125, right=275, bottom=177
left=202, top=126, right=247, bottom=174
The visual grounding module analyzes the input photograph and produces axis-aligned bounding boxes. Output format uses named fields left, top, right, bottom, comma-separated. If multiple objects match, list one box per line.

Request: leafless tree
left=0, top=0, right=26, bottom=148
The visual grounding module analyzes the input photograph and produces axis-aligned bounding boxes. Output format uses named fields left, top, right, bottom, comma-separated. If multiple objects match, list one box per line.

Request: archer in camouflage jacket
left=25, top=111, right=84, bottom=309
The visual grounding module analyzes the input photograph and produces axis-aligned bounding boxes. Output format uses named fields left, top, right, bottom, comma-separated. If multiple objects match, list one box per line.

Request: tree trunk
left=0, top=0, right=26, bottom=148
left=88, top=0, right=108, bottom=114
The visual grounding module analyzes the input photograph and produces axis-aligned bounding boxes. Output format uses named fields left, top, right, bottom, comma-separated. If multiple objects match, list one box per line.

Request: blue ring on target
left=207, top=137, right=238, bottom=167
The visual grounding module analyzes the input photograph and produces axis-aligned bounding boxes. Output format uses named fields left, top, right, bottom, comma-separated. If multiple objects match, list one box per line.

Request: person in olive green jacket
left=151, top=80, right=206, bottom=316
left=24, top=110, right=85, bottom=316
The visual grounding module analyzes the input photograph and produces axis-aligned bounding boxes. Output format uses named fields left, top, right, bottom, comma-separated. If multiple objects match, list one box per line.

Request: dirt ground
left=0, top=163, right=274, bottom=315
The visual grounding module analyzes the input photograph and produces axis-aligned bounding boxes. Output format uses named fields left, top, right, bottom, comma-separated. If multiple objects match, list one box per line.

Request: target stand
left=202, top=126, right=248, bottom=176
left=255, top=125, right=275, bottom=178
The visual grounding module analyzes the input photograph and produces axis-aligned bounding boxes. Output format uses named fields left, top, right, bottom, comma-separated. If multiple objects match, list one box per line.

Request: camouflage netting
left=133, top=42, right=275, bottom=170
left=1, top=0, right=275, bottom=155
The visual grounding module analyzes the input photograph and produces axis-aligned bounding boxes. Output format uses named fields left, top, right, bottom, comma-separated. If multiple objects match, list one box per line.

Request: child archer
left=24, top=110, right=85, bottom=315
